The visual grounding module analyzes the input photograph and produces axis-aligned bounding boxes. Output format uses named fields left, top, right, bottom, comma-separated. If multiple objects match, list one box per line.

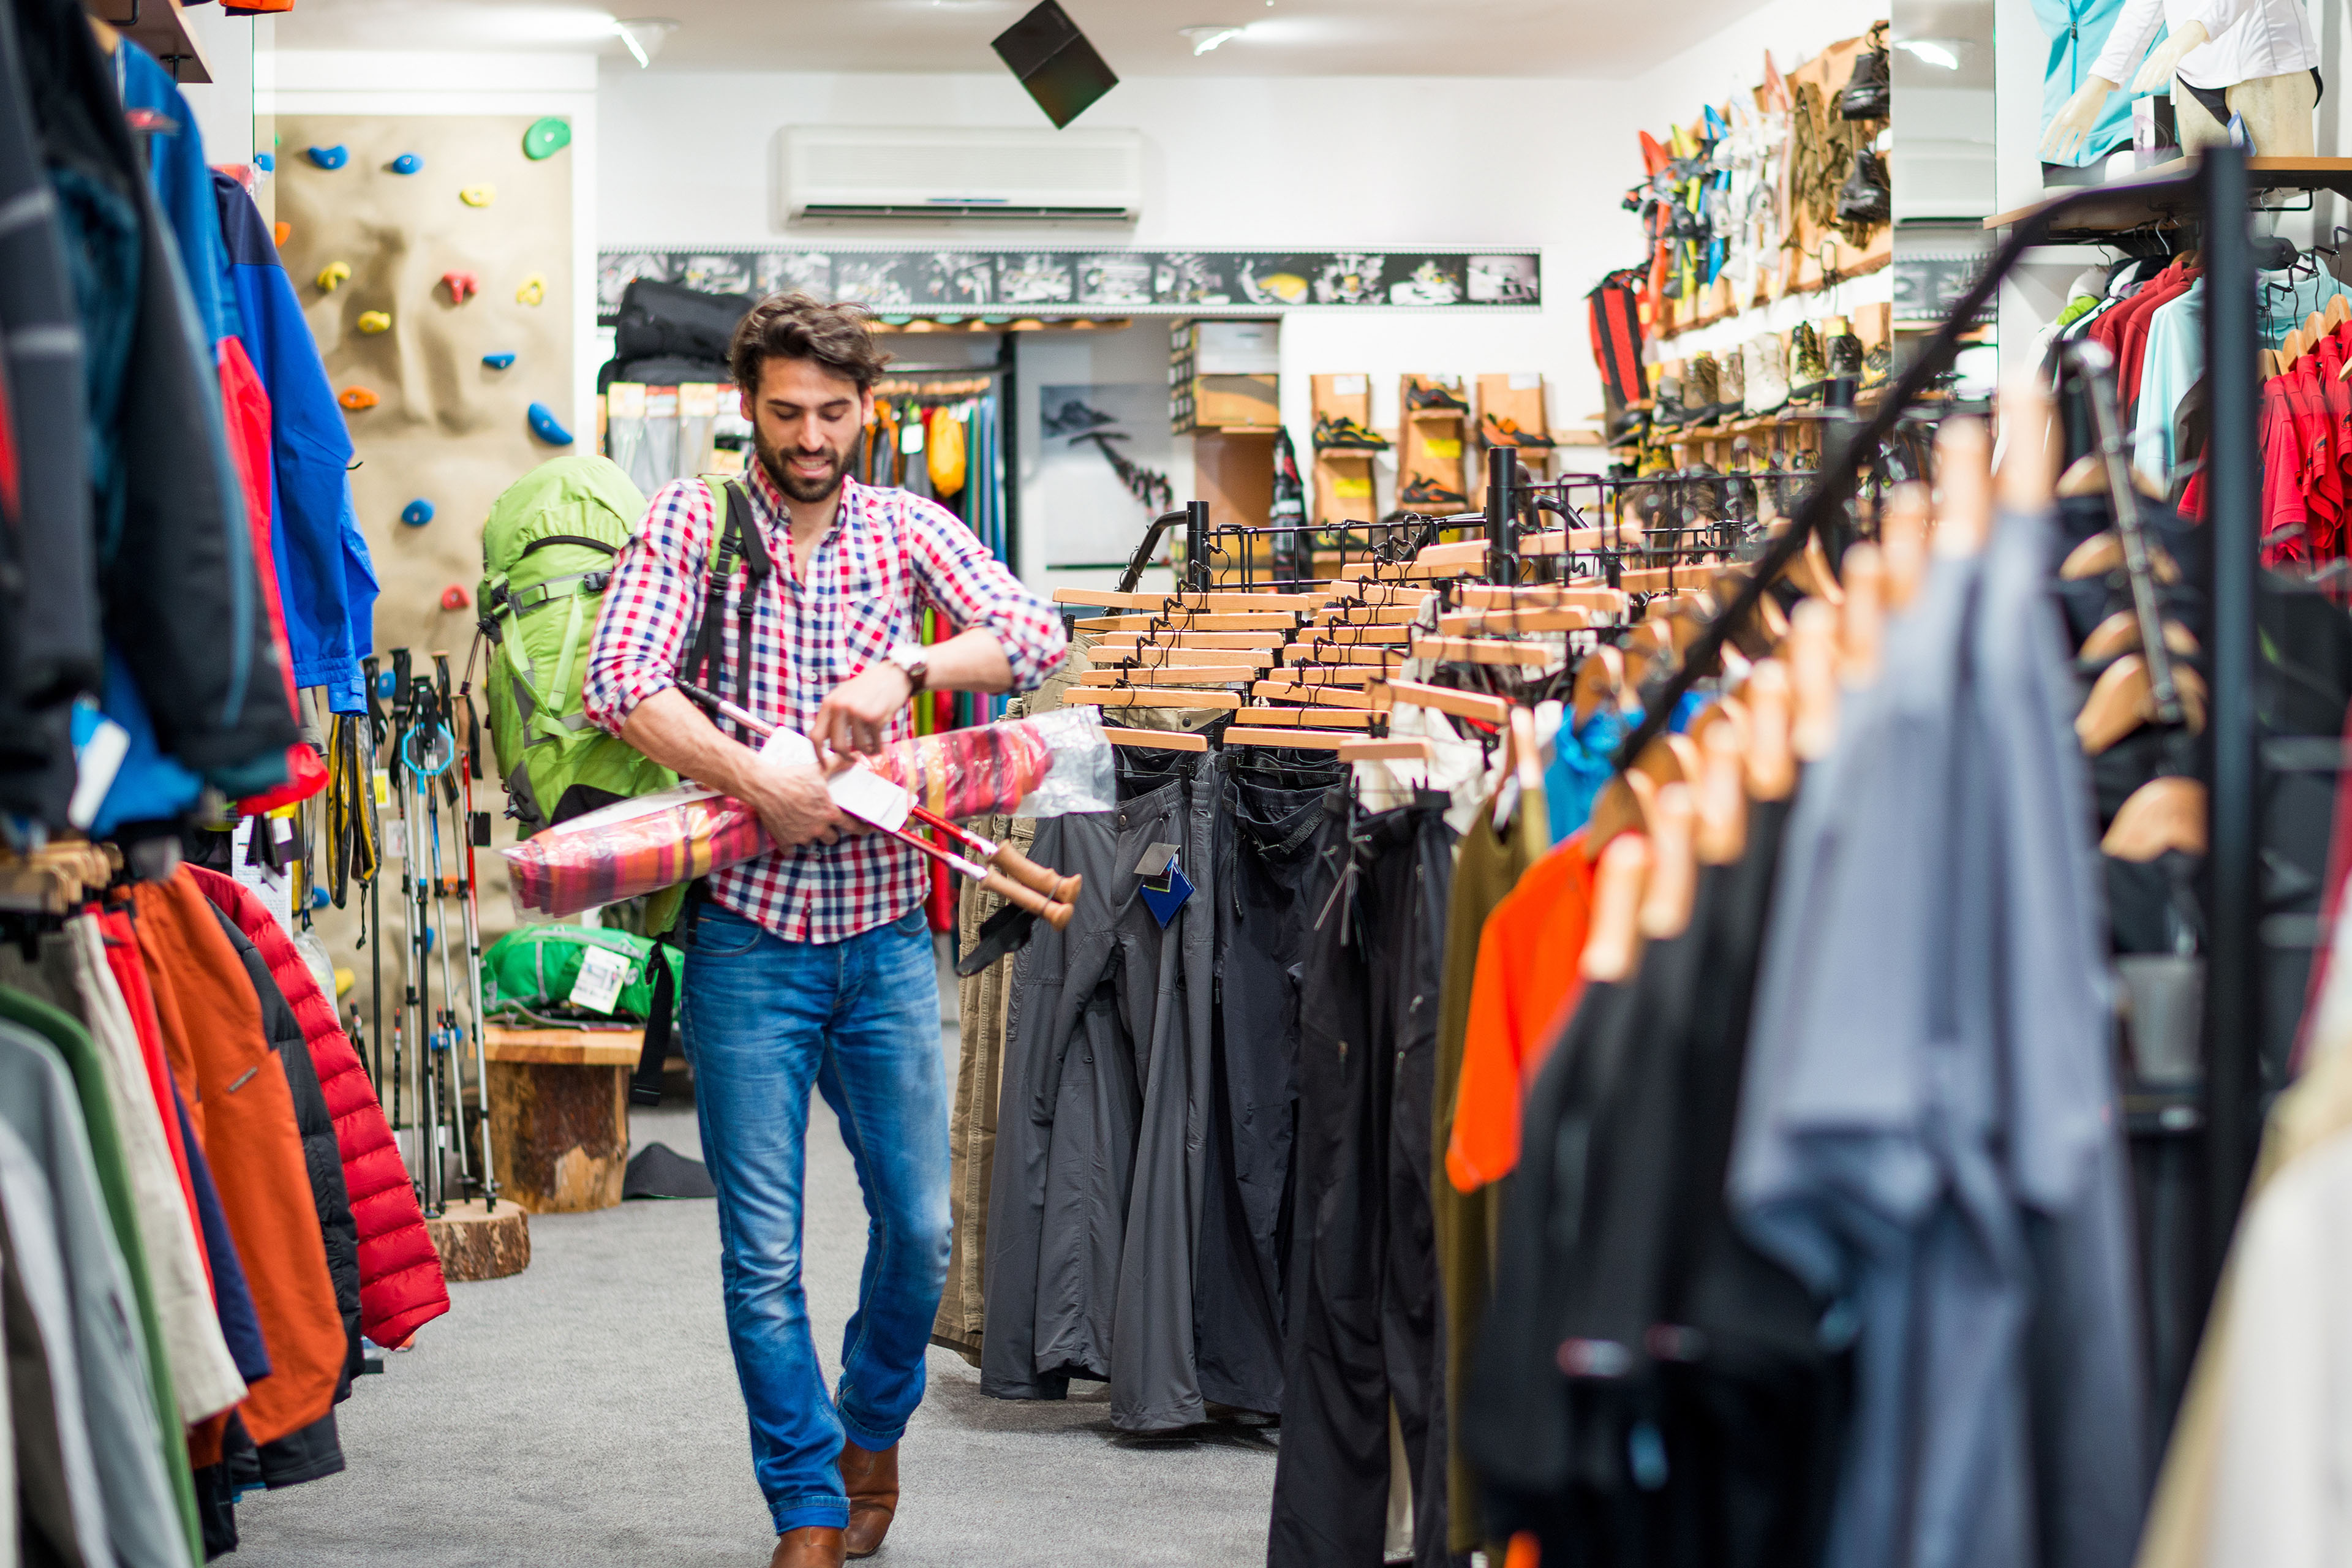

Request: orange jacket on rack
left=132, top=868, right=345, bottom=1449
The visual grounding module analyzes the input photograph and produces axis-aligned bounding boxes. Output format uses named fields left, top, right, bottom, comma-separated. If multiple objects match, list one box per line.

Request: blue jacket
left=118, top=43, right=232, bottom=343
left=213, top=174, right=379, bottom=712
left=2034, top=0, right=2148, bottom=167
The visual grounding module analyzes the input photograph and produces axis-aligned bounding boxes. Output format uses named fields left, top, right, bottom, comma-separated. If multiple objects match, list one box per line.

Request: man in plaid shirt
left=582, top=294, right=1063, bottom=1568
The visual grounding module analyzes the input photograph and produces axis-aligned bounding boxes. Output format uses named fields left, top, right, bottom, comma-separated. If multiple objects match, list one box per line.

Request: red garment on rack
left=189, top=869, right=450, bottom=1348
left=2114, top=265, right=2199, bottom=423
left=2265, top=374, right=2320, bottom=565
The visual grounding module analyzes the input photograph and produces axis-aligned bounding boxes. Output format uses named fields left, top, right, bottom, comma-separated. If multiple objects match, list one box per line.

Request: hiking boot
left=1608, top=406, right=1650, bottom=447
left=1685, top=354, right=1724, bottom=425
left=839, top=1440, right=899, bottom=1559
left=772, top=1527, right=845, bottom=1568
left=1313, top=414, right=1389, bottom=451
left=1827, top=331, right=1864, bottom=392
left=1652, top=374, right=1689, bottom=431
left=1863, top=339, right=1893, bottom=391
left=1743, top=334, right=1789, bottom=416
left=1788, top=324, right=1828, bottom=405
left=1399, top=474, right=1470, bottom=510
left=1716, top=349, right=1746, bottom=420
left=1836, top=149, right=1891, bottom=228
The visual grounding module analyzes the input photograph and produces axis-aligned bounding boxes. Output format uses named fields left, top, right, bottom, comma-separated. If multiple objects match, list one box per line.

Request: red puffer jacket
left=189, top=869, right=450, bottom=1345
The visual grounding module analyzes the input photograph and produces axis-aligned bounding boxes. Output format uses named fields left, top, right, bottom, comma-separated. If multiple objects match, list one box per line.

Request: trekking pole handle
left=978, top=867, right=1075, bottom=930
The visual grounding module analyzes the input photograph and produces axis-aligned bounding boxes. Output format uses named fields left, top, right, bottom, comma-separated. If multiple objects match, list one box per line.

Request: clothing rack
left=1613, top=149, right=2265, bottom=1303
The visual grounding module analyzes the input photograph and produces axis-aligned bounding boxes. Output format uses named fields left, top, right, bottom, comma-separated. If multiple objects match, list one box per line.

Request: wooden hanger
left=2324, top=293, right=2350, bottom=334
left=1787, top=600, right=1841, bottom=763
left=2282, top=326, right=2307, bottom=370
left=1378, top=680, right=1509, bottom=726
left=2057, top=454, right=2165, bottom=502
left=2264, top=347, right=2285, bottom=380
left=1694, top=720, right=1749, bottom=866
left=1581, top=829, right=1654, bottom=982
left=1585, top=764, right=1656, bottom=862
left=1638, top=783, right=1698, bottom=941
left=1744, top=659, right=1797, bottom=801
left=1571, top=645, right=1629, bottom=727
left=2079, top=608, right=2199, bottom=663
left=2059, top=530, right=2180, bottom=583
left=1631, top=731, right=1703, bottom=791
left=2075, top=654, right=2209, bottom=754
left=1099, top=726, right=1210, bottom=752
left=1880, top=486, right=1930, bottom=609
left=1839, top=541, right=1886, bottom=685
left=2101, top=775, right=2208, bottom=859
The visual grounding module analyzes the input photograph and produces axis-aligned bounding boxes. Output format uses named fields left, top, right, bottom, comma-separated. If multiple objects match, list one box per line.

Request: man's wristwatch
left=883, top=643, right=930, bottom=696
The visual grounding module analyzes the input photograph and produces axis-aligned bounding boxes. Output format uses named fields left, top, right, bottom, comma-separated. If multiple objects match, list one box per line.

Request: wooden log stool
left=425, top=1200, right=530, bottom=1283
left=483, top=1027, right=639, bottom=1213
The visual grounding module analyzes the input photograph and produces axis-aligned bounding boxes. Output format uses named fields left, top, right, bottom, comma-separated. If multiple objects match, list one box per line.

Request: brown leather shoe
left=837, top=1439, right=900, bottom=1558
left=770, top=1526, right=845, bottom=1568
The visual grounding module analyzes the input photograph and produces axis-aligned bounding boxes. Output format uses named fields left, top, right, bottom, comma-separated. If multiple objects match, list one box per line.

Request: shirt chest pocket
left=831, top=557, right=902, bottom=669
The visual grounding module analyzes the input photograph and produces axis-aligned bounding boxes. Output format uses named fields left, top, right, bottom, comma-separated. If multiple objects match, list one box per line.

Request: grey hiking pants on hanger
left=981, top=753, right=1224, bottom=1432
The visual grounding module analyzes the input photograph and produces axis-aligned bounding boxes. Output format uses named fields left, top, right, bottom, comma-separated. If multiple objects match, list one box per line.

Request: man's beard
left=755, top=427, right=853, bottom=503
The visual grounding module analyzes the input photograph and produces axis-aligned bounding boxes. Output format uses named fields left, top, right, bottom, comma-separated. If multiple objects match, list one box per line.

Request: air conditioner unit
left=775, top=126, right=1143, bottom=223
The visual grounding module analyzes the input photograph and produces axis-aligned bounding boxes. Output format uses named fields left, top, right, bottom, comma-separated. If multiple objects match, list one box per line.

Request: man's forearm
left=619, top=688, right=765, bottom=797
left=923, top=627, right=1017, bottom=695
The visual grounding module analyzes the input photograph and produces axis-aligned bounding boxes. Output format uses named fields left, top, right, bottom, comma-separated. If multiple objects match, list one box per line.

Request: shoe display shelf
left=1472, top=372, right=1555, bottom=509
left=1310, top=372, right=1383, bottom=537
left=1397, top=373, right=1473, bottom=522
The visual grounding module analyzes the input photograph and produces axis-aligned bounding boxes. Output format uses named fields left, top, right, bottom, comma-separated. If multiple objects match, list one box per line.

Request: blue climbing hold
left=309, top=886, right=331, bottom=910
left=390, top=153, right=423, bottom=175
left=527, top=402, right=574, bottom=446
left=306, top=145, right=349, bottom=170
left=375, top=669, right=398, bottom=701
left=401, top=498, right=435, bottom=527
left=481, top=352, right=516, bottom=370
left=255, top=151, right=274, bottom=172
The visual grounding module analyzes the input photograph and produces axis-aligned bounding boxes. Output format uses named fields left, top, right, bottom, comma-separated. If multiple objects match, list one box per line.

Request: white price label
left=900, top=420, right=925, bottom=454
left=1509, top=372, right=1542, bottom=390
left=1333, top=374, right=1368, bottom=396
left=382, top=820, right=405, bottom=862
left=568, top=946, right=633, bottom=1015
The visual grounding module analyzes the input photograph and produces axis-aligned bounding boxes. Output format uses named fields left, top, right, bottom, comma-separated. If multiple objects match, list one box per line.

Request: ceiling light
left=1894, top=37, right=1963, bottom=70
left=1179, top=24, right=1244, bottom=55
left=614, top=17, right=679, bottom=67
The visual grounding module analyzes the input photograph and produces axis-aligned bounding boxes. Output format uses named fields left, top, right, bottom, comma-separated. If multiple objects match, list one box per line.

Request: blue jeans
left=680, top=902, right=950, bottom=1535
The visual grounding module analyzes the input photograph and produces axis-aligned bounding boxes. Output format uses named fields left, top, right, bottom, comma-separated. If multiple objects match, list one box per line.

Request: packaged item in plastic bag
left=500, top=710, right=1113, bottom=918
left=862, top=706, right=1111, bottom=820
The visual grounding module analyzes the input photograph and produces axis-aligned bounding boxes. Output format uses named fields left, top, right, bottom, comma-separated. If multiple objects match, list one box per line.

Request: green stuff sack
left=480, top=924, right=684, bottom=1024
left=478, top=456, right=676, bottom=839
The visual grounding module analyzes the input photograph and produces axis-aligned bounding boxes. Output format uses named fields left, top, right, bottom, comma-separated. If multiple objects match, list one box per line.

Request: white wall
left=1627, top=0, right=1883, bottom=111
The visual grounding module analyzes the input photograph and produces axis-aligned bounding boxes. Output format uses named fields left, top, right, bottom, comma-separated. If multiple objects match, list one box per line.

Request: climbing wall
left=274, top=113, right=576, bottom=668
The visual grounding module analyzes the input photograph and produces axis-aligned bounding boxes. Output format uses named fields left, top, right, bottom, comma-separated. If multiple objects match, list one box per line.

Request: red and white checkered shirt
left=582, top=463, right=1066, bottom=943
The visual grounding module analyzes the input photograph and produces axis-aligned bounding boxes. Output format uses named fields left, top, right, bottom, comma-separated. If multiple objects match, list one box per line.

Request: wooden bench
left=483, top=1027, right=640, bottom=1213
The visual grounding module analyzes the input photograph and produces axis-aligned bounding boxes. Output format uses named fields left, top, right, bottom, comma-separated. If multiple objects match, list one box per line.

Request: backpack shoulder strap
left=678, top=475, right=772, bottom=742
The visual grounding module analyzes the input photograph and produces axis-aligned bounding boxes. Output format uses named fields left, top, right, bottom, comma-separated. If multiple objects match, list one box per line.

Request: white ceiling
left=275, top=0, right=1787, bottom=80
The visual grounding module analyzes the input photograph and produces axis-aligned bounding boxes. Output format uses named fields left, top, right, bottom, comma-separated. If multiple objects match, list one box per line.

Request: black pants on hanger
left=1194, top=756, right=1347, bottom=1415
left=1267, top=794, right=1457, bottom=1567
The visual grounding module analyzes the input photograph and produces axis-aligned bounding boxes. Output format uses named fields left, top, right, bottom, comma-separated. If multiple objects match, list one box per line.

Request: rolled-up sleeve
left=582, top=478, right=712, bottom=734
left=901, top=496, right=1067, bottom=692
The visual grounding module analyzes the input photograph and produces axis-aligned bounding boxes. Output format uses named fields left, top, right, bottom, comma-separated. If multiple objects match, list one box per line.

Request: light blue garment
left=83, top=651, right=202, bottom=836
left=680, top=902, right=948, bottom=1536
left=2256, top=268, right=2352, bottom=343
left=2034, top=0, right=2143, bottom=167
left=1545, top=706, right=1631, bottom=843
left=2133, top=280, right=2201, bottom=488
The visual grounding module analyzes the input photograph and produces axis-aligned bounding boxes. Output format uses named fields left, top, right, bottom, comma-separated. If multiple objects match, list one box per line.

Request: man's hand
left=813, top=660, right=914, bottom=758
left=739, top=756, right=845, bottom=848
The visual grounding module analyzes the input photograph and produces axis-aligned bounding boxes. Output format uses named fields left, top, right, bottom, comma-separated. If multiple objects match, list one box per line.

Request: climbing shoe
left=1314, top=415, right=1390, bottom=451
left=1399, top=474, right=1470, bottom=510
left=1406, top=381, right=1470, bottom=414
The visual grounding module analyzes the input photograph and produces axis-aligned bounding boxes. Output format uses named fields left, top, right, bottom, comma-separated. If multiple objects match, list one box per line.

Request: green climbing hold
left=523, top=117, right=572, bottom=160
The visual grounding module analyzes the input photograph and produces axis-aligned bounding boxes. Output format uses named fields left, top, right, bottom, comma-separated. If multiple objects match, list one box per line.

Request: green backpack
left=478, top=456, right=676, bottom=837
left=479, top=923, right=685, bottom=1025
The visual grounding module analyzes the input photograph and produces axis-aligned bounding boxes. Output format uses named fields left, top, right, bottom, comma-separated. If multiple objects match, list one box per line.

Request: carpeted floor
left=232, top=957, right=1278, bottom=1567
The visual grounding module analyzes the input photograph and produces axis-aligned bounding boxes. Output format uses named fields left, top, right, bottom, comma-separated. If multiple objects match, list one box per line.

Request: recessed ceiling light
left=1894, top=37, right=1964, bottom=69
left=1178, top=24, right=1245, bottom=55
left=614, top=17, right=679, bottom=67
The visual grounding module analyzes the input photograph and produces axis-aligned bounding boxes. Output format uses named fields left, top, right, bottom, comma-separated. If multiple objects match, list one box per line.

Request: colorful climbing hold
left=306, top=145, right=349, bottom=170
left=440, top=585, right=472, bottom=611
left=515, top=274, right=546, bottom=306
left=440, top=271, right=480, bottom=304
left=459, top=184, right=495, bottom=208
left=401, top=499, right=435, bottom=527
left=356, top=311, right=392, bottom=335
left=315, top=260, right=350, bottom=292
left=481, top=352, right=517, bottom=371
left=527, top=402, right=575, bottom=446
left=390, top=153, right=423, bottom=175
left=375, top=669, right=398, bottom=701
left=255, top=152, right=274, bottom=172
left=523, top=117, right=572, bottom=160
left=337, top=386, right=379, bottom=411
left=274, top=222, right=290, bottom=247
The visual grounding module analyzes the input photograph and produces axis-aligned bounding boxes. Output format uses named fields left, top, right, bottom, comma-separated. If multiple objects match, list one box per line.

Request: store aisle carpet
left=231, top=1002, right=1278, bottom=1566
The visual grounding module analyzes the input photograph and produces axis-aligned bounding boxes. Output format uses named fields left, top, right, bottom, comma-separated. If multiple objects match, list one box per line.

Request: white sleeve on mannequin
left=2089, top=0, right=2173, bottom=86
left=2177, top=0, right=2253, bottom=43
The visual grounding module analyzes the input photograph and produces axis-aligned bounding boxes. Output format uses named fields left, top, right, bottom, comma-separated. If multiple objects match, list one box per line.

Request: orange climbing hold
left=274, top=221, right=291, bottom=247
left=441, top=271, right=480, bottom=304
left=338, top=387, right=379, bottom=411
